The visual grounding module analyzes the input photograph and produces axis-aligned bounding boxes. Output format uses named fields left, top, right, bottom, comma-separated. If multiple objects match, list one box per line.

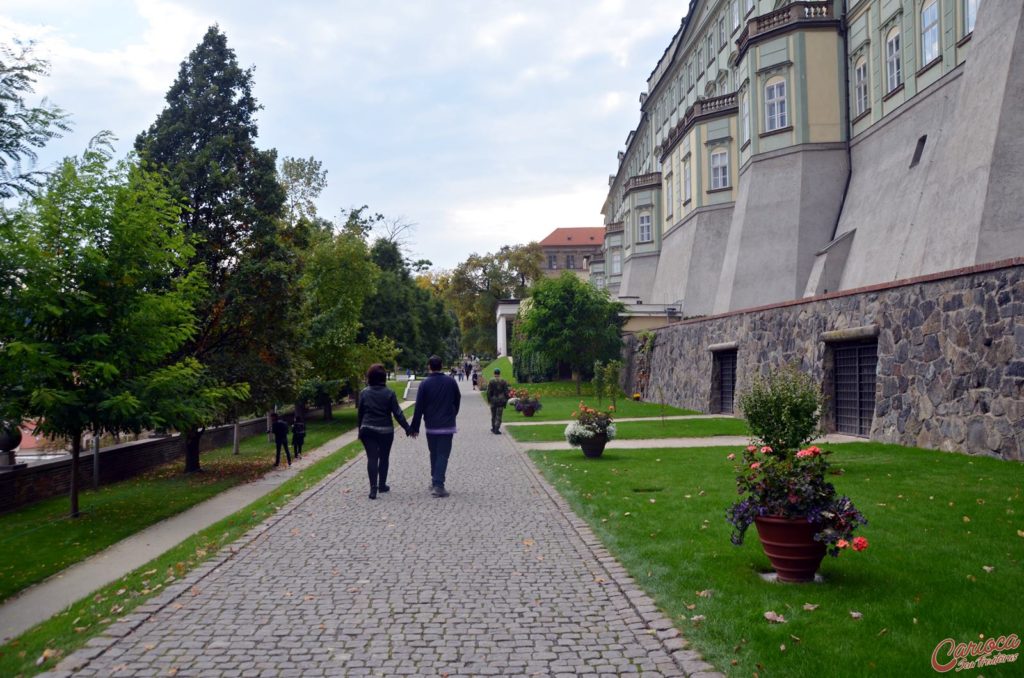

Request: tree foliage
left=278, top=155, right=327, bottom=225
left=516, top=272, right=625, bottom=393
left=134, top=25, right=303, bottom=468
left=446, top=243, right=543, bottom=355
left=0, top=40, right=71, bottom=199
left=360, top=239, right=457, bottom=369
left=0, top=145, right=218, bottom=515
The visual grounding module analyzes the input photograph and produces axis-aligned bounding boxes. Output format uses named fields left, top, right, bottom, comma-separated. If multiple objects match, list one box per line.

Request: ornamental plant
left=509, top=387, right=543, bottom=413
left=727, top=366, right=868, bottom=557
left=564, top=402, right=616, bottom=446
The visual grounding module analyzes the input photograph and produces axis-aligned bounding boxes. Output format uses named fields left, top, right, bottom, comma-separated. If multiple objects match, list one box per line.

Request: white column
left=497, top=315, right=508, bottom=356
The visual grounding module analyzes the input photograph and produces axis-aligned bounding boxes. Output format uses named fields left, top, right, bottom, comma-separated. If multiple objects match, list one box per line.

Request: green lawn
left=0, top=440, right=365, bottom=677
left=508, top=417, right=749, bottom=443
left=503, top=396, right=696, bottom=422
left=0, top=410, right=357, bottom=604
left=531, top=443, right=1024, bottom=677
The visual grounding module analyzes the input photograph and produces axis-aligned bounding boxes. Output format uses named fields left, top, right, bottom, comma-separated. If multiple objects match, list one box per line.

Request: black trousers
left=360, top=429, right=395, bottom=489
left=274, top=437, right=291, bottom=465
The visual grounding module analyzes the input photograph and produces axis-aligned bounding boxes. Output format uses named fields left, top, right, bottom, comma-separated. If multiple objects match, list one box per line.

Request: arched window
left=921, top=0, right=940, bottom=65
left=854, top=57, right=869, bottom=116
left=764, top=77, right=788, bottom=131
left=886, top=28, right=902, bottom=92
left=710, top=148, right=730, bottom=190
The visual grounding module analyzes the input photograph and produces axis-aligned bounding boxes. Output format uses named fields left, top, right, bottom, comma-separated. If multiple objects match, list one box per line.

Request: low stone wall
left=624, top=259, right=1023, bottom=460
left=0, top=414, right=291, bottom=514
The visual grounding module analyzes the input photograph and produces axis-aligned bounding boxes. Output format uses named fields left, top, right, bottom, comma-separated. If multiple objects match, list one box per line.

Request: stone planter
left=754, top=515, right=827, bottom=583
left=579, top=433, right=608, bottom=458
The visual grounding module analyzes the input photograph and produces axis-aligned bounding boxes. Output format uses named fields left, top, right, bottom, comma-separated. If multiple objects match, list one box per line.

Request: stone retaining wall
left=0, top=414, right=292, bottom=514
left=623, top=259, right=1023, bottom=460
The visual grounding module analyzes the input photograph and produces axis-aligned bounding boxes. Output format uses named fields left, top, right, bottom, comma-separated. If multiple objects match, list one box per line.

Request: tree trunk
left=69, top=432, right=82, bottom=518
left=232, top=420, right=240, bottom=455
left=266, top=410, right=273, bottom=443
left=323, top=400, right=332, bottom=420
left=184, top=428, right=203, bottom=473
left=574, top=370, right=582, bottom=396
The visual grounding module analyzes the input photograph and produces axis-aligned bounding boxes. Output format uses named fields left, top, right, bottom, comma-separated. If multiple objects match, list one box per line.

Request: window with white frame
left=638, top=214, right=653, bottom=243
left=548, top=254, right=557, bottom=270
left=566, top=254, right=576, bottom=269
left=732, top=0, right=740, bottom=30
left=611, top=251, right=622, bottom=275
left=921, top=0, right=940, bottom=65
left=697, top=47, right=703, bottom=69
left=683, top=158, right=692, bottom=203
left=886, top=28, right=902, bottom=92
left=964, top=0, right=979, bottom=35
left=746, top=0, right=754, bottom=13
left=665, top=174, right=674, bottom=216
left=706, top=34, right=714, bottom=63
left=764, top=77, right=788, bottom=131
left=718, top=16, right=726, bottom=49
left=688, top=61, right=695, bottom=89
left=854, top=57, right=869, bottom=116
left=710, top=149, right=730, bottom=190
left=741, top=90, right=750, bottom=144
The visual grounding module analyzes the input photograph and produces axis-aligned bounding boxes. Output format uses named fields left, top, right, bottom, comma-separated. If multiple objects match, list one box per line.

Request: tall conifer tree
left=135, top=26, right=300, bottom=471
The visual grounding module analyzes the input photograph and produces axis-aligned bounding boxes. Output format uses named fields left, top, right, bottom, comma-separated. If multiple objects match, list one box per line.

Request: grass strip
left=0, top=412, right=356, bottom=603
left=509, top=417, right=749, bottom=443
left=0, top=439, right=363, bottom=677
left=530, top=442, right=1024, bottom=677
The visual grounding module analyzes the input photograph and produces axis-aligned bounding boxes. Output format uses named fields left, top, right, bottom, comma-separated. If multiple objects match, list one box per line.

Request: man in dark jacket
left=270, top=413, right=291, bottom=467
left=486, top=368, right=511, bottom=434
left=410, top=355, right=461, bottom=497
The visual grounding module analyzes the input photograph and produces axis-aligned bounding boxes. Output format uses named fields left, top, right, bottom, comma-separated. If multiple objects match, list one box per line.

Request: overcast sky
left=3, top=0, right=683, bottom=269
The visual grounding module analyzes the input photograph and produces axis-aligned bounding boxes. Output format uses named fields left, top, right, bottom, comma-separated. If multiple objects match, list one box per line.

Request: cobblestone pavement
left=48, top=380, right=720, bottom=677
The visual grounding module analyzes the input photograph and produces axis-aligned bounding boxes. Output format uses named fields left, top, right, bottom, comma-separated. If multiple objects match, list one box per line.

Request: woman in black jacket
left=357, top=364, right=411, bottom=499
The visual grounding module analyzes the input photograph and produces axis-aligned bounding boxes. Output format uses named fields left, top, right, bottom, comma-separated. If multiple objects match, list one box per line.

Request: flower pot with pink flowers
left=726, top=366, right=869, bottom=583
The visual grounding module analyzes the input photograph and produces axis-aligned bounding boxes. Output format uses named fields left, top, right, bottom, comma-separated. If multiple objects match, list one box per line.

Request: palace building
left=596, top=0, right=1020, bottom=314
left=597, top=1, right=1023, bottom=459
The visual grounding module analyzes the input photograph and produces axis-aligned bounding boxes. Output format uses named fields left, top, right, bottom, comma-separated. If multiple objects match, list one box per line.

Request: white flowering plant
left=563, top=402, right=617, bottom=447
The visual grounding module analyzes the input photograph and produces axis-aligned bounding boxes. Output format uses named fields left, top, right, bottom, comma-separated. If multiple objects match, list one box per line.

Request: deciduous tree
left=0, top=40, right=71, bottom=199
left=516, top=272, right=625, bottom=394
left=0, top=144, right=217, bottom=516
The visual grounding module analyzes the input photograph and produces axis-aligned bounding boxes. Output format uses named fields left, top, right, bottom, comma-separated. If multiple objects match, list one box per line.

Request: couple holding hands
left=356, top=356, right=460, bottom=500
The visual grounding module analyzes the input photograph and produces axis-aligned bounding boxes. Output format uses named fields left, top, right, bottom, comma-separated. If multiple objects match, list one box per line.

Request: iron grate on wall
left=717, top=350, right=738, bottom=414
left=834, top=342, right=878, bottom=436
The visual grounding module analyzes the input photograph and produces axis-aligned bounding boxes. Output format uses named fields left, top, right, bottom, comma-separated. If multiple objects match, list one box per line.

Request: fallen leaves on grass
left=697, top=589, right=713, bottom=598
left=849, top=611, right=863, bottom=620
left=982, top=565, right=995, bottom=573
left=691, top=615, right=706, bottom=623
left=764, top=611, right=787, bottom=624
left=803, top=603, right=819, bottom=611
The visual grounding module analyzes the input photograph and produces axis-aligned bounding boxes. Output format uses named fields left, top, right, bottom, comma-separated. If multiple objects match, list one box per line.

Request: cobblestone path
left=49, top=380, right=718, bottom=677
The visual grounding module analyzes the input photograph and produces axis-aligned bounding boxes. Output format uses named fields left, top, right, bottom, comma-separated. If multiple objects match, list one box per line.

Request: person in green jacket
left=486, top=368, right=511, bottom=434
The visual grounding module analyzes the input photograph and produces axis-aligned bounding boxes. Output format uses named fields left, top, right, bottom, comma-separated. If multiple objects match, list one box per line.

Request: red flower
left=852, top=536, right=869, bottom=552
left=836, top=539, right=849, bottom=549
left=750, top=462, right=761, bottom=470
left=746, top=445, right=757, bottom=452
left=727, top=453, right=736, bottom=461
left=760, top=446, right=773, bottom=454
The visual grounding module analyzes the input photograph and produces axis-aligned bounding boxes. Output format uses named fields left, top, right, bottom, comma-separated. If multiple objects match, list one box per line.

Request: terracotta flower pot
left=580, top=432, right=608, bottom=458
left=754, top=515, right=827, bottom=583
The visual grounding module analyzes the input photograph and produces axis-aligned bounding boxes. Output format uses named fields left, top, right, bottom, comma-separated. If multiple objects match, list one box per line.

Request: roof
left=539, top=227, right=605, bottom=248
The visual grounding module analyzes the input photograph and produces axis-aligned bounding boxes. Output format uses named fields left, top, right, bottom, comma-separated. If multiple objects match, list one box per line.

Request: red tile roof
left=538, top=227, right=605, bottom=247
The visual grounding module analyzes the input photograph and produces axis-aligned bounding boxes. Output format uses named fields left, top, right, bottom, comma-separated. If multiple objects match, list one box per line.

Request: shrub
left=738, top=365, right=821, bottom=457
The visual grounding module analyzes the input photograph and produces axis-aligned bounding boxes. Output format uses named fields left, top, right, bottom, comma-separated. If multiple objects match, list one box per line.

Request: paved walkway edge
left=508, top=442, right=724, bottom=677
left=1, top=404, right=419, bottom=647
left=45, top=446, right=371, bottom=677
